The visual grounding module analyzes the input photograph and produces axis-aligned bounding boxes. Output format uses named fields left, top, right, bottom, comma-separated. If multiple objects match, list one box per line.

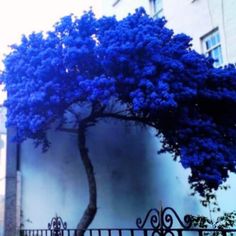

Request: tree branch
left=100, top=112, right=157, bottom=128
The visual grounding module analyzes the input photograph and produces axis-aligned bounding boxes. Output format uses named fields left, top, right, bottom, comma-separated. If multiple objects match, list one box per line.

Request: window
left=150, top=0, right=163, bottom=18
left=201, top=30, right=223, bottom=67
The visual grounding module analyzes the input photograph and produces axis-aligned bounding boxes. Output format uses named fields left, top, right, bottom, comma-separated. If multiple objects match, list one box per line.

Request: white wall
left=20, top=121, right=201, bottom=229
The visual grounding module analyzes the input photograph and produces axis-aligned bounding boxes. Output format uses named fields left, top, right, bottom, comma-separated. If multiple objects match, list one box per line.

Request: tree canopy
left=1, top=8, right=236, bottom=197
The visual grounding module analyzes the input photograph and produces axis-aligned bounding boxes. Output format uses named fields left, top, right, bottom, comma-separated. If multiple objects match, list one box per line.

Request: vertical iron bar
left=177, top=230, right=182, bottom=236
left=222, top=230, right=227, bottom=236
left=198, top=230, right=203, bottom=236
left=130, top=229, right=134, bottom=236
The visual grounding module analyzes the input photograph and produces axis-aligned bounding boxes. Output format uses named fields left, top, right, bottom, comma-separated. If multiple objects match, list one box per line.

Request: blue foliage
left=1, top=8, right=236, bottom=196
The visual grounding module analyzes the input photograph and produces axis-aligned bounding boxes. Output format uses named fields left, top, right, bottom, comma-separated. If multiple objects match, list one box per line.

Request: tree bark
left=74, top=109, right=149, bottom=236
left=76, top=122, right=97, bottom=236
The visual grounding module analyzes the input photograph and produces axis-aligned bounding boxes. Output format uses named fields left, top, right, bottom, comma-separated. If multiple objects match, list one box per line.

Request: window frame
left=201, top=29, right=223, bottom=67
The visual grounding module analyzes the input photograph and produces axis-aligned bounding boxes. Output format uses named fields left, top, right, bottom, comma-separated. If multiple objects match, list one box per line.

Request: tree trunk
left=76, top=123, right=97, bottom=236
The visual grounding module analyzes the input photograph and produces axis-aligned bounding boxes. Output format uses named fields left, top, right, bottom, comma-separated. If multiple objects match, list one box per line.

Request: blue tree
left=1, top=8, right=236, bottom=234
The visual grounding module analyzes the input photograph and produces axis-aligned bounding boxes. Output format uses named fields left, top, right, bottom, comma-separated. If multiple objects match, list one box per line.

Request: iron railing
left=20, top=207, right=236, bottom=236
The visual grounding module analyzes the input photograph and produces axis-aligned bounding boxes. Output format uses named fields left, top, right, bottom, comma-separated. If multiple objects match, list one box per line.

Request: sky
left=0, top=0, right=103, bottom=195
left=0, top=0, right=102, bottom=64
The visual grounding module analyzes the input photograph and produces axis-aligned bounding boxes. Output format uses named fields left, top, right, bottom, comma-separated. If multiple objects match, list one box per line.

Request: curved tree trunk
left=73, top=111, right=149, bottom=236
left=76, top=122, right=97, bottom=236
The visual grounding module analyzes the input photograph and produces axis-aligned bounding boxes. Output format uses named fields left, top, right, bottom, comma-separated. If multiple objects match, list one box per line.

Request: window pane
left=156, top=0, right=163, bottom=12
left=156, top=9, right=164, bottom=18
left=205, top=39, right=212, bottom=50
left=216, top=47, right=223, bottom=65
left=211, top=35, right=216, bottom=46
left=215, top=33, right=220, bottom=44
left=151, top=0, right=163, bottom=17
left=211, top=47, right=223, bottom=67
left=212, top=47, right=218, bottom=58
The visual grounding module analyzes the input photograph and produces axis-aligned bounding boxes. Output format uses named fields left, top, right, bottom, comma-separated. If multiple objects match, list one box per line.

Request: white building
left=102, top=0, right=236, bottom=67
left=4, top=0, right=236, bottom=235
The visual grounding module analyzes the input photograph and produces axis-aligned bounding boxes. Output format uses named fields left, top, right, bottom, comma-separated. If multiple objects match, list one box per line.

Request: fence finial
left=48, top=216, right=67, bottom=232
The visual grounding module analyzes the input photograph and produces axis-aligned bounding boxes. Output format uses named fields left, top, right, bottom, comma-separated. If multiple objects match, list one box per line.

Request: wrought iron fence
left=19, top=207, right=236, bottom=236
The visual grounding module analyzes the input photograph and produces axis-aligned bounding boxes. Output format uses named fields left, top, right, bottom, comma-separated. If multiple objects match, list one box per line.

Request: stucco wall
left=20, top=120, right=200, bottom=229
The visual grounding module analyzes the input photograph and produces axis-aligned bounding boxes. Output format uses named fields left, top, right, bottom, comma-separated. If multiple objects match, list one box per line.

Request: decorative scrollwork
left=162, top=207, right=192, bottom=229
left=136, top=208, right=160, bottom=229
left=136, top=207, right=192, bottom=230
left=48, top=216, right=67, bottom=233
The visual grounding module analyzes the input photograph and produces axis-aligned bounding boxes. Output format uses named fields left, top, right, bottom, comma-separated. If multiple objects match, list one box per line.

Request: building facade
left=4, top=0, right=236, bottom=235
left=160, top=0, right=236, bottom=66
left=102, top=0, right=236, bottom=67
